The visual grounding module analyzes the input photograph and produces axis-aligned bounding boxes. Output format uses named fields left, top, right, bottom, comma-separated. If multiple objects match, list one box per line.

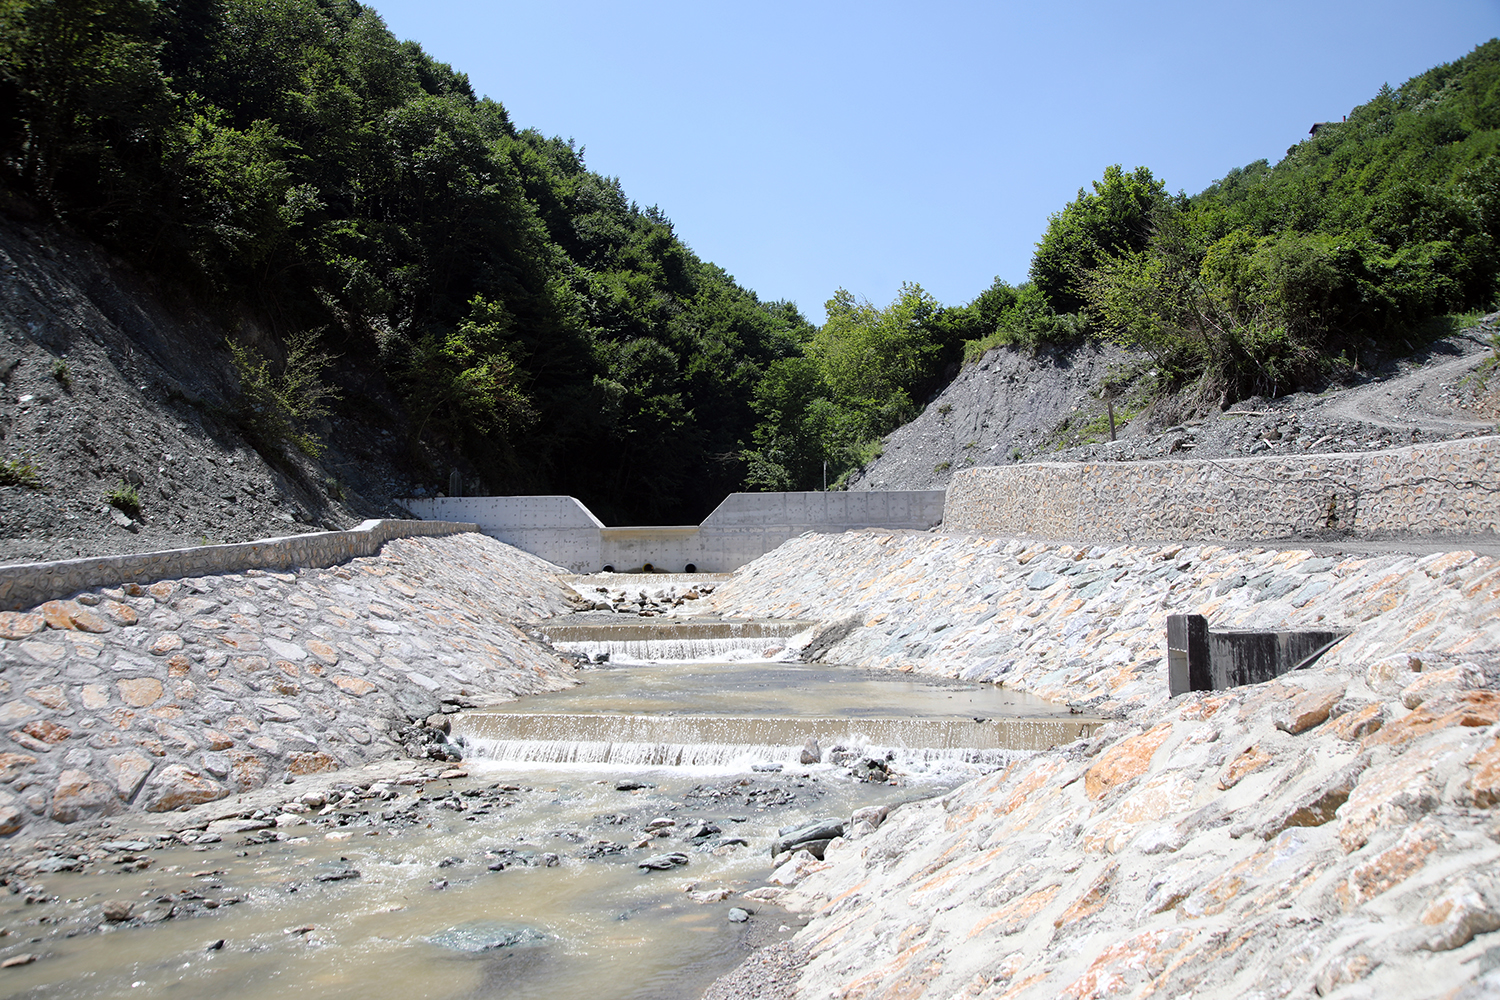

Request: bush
left=229, top=331, right=339, bottom=459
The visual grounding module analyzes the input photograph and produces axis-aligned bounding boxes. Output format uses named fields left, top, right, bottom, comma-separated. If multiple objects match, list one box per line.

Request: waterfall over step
left=454, top=712, right=1100, bottom=772
left=541, top=620, right=814, bottom=663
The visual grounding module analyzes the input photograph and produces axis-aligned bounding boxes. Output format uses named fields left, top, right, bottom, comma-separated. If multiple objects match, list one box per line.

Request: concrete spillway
left=541, top=620, right=814, bottom=662
left=455, top=711, right=1101, bottom=765
left=457, top=712, right=1095, bottom=749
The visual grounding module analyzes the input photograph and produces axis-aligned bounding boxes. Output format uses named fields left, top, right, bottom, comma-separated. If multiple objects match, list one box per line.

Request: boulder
left=140, top=765, right=228, bottom=812
left=50, top=769, right=122, bottom=823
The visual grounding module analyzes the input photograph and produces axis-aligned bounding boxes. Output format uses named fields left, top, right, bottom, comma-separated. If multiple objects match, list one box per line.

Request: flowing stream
left=4, top=617, right=1095, bottom=1000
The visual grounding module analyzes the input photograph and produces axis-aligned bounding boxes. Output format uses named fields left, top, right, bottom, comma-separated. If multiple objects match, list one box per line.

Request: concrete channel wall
left=944, top=435, right=1500, bottom=542
left=0, top=518, right=479, bottom=611
left=406, top=491, right=948, bottom=574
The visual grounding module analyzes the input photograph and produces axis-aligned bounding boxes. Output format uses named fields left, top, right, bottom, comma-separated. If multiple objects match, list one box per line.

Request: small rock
left=1274, top=685, right=1344, bottom=735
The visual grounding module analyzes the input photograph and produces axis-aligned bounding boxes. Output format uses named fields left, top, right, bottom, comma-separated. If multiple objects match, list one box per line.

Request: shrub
left=229, top=331, right=339, bottom=458
left=107, top=480, right=141, bottom=519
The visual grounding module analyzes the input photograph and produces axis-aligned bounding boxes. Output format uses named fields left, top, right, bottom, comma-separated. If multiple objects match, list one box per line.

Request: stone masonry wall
left=0, top=519, right=480, bottom=611
left=0, top=532, right=576, bottom=839
left=711, top=532, right=1500, bottom=998
left=944, top=435, right=1500, bottom=542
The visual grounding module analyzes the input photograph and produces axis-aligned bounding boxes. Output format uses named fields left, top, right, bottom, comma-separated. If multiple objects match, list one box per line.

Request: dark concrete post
left=1166, top=614, right=1210, bottom=697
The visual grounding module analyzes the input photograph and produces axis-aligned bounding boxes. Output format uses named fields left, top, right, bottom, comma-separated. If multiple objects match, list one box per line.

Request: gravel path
left=1316, top=331, right=1497, bottom=431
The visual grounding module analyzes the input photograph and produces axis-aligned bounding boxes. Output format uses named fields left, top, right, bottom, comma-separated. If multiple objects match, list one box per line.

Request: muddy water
left=1, top=660, right=1045, bottom=1000
left=3, top=763, right=931, bottom=1000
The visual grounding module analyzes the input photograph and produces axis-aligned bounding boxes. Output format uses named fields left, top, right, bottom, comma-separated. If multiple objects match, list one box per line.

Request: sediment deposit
left=706, top=531, right=1500, bottom=999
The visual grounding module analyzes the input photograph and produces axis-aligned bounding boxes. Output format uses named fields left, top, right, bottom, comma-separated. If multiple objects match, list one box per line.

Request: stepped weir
left=456, top=605, right=1101, bottom=773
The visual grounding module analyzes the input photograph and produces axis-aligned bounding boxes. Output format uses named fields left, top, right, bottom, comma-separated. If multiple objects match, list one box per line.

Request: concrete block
left=1167, top=614, right=1348, bottom=694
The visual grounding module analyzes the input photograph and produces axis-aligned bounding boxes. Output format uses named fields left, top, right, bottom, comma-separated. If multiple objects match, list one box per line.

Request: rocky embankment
left=705, top=531, right=1500, bottom=998
left=0, top=532, right=576, bottom=843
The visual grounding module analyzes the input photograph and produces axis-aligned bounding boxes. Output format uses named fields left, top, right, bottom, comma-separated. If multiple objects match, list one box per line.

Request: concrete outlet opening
left=1167, top=614, right=1349, bottom=696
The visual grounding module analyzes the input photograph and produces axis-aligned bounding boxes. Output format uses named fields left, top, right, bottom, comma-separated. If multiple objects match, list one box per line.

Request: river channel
left=1, top=619, right=1088, bottom=1000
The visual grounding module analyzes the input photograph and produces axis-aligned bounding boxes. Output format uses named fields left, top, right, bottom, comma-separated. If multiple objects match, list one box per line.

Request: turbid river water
left=1, top=625, right=1089, bottom=1000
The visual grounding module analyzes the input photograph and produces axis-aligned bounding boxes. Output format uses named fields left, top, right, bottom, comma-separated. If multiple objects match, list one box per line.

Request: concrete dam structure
left=405, top=490, right=947, bottom=574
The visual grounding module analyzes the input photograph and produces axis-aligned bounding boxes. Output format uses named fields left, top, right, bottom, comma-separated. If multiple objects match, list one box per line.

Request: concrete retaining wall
left=406, top=491, right=947, bottom=573
left=0, top=519, right=480, bottom=610
left=405, top=496, right=604, bottom=572
left=944, top=435, right=1500, bottom=542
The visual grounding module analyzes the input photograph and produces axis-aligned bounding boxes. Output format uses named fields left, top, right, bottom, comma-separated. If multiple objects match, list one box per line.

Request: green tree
left=1030, top=164, right=1171, bottom=314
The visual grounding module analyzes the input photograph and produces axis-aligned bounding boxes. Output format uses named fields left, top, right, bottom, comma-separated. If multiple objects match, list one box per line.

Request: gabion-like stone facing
left=944, top=435, right=1500, bottom=542
left=0, top=520, right=479, bottom=611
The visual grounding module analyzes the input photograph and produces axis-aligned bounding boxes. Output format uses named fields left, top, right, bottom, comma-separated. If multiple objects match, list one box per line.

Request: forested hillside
left=0, top=0, right=809, bottom=523
left=1, top=3, right=1495, bottom=513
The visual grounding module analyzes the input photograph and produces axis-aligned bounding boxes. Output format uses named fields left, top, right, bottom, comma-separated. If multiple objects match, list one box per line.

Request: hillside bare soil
left=851, top=319, right=1499, bottom=493
left=0, top=216, right=446, bottom=566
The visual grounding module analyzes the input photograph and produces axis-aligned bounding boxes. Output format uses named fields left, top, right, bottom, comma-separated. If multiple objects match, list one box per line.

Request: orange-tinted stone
left=203, top=729, right=234, bottom=751
left=1054, top=864, right=1117, bottom=927
left=306, top=641, right=339, bottom=665
left=1335, top=820, right=1445, bottom=910
left=50, top=768, right=120, bottom=823
left=287, top=751, right=339, bottom=776
left=1217, top=744, right=1272, bottom=790
left=101, top=601, right=138, bottom=626
left=1465, top=738, right=1500, bottom=807
left=141, top=764, right=226, bottom=812
left=21, top=720, right=71, bottom=744
left=966, top=884, right=1061, bottom=938
left=1332, top=704, right=1384, bottom=741
left=1085, top=724, right=1172, bottom=800
left=1276, top=686, right=1344, bottom=734
left=1364, top=691, right=1500, bottom=749
left=166, top=654, right=192, bottom=678
left=116, top=678, right=164, bottom=708
left=332, top=676, right=377, bottom=697
left=24, top=685, right=67, bottom=710
left=0, top=753, right=37, bottom=781
left=0, top=613, right=44, bottom=640
left=39, top=600, right=82, bottom=630
left=227, top=750, right=269, bottom=791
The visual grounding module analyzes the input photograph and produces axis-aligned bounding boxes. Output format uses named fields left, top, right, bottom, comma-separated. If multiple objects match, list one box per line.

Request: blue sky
left=370, top=1, right=1500, bottom=324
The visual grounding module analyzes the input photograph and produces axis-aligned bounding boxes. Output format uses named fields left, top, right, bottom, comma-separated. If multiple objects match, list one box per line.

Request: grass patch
left=0, top=456, right=42, bottom=488
left=107, top=480, right=141, bottom=519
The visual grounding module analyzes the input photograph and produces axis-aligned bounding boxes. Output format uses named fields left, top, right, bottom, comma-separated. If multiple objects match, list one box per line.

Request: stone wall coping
left=0, top=519, right=480, bottom=610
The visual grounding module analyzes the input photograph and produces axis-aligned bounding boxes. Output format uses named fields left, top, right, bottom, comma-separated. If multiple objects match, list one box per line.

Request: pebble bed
left=702, top=530, right=1500, bottom=999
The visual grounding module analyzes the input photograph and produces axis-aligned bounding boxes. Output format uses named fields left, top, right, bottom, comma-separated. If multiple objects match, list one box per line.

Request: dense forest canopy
left=0, top=3, right=1495, bottom=505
